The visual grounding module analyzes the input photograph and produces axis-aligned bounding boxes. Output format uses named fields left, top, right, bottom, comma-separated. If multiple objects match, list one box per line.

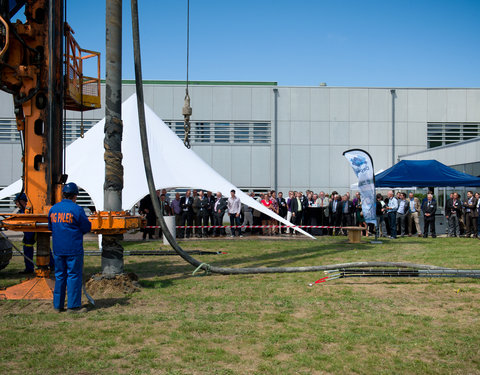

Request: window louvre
left=165, top=121, right=271, bottom=144
left=427, top=123, right=480, bottom=149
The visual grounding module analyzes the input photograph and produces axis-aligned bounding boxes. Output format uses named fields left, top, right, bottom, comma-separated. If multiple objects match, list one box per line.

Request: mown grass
left=1, top=236, right=479, bottom=374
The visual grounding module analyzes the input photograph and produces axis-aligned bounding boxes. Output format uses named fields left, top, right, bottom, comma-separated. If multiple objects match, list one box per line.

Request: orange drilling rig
left=0, top=0, right=141, bottom=300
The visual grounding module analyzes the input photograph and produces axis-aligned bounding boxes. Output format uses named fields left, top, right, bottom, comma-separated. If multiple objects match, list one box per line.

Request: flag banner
left=343, top=149, right=376, bottom=225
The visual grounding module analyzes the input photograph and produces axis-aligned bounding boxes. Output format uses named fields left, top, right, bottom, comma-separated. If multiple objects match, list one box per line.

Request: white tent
left=0, top=94, right=313, bottom=238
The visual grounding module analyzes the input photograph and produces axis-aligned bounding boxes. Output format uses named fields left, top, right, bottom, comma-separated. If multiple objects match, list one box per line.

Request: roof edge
left=100, top=80, right=278, bottom=86
left=399, top=137, right=480, bottom=158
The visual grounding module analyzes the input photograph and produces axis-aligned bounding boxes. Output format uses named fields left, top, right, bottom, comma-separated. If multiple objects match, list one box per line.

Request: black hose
left=130, top=0, right=457, bottom=276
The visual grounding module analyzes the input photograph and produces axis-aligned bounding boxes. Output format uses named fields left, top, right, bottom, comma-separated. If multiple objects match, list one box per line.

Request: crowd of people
left=137, top=188, right=480, bottom=240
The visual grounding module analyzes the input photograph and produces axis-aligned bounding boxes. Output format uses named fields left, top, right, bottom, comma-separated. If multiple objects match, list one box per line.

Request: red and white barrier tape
left=145, top=225, right=344, bottom=229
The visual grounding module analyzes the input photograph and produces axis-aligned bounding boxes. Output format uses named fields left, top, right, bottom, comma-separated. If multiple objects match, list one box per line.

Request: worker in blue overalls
left=14, top=193, right=35, bottom=274
left=48, top=182, right=91, bottom=313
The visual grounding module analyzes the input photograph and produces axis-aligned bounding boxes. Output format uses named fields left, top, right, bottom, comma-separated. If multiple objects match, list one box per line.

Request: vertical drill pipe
left=38, top=0, right=64, bottom=272
left=102, top=0, right=124, bottom=276
left=48, top=0, right=64, bottom=201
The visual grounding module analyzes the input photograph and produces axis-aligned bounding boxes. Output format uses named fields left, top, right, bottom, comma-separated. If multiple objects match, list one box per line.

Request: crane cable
left=128, top=0, right=472, bottom=277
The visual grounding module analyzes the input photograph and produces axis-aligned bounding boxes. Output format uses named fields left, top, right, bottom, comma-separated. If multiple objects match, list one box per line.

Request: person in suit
left=340, top=194, right=354, bottom=234
left=192, top=190, right=201, bottom=237
left=456, top=193, right=466, bottom=236
left=352, top=192, right=361, bottom=225
left=213, top=191, right=227, bottom=236
left=170, top=192, right=182, bottom=238
left=277, top=192, right=287, bottom=234
left=290, top=191, right=304, bottom=234
left=445, top=192, right=462, bottom=237
left=193, top=190, right=209, bottom=237
left=303, top=191, right=314, bottom=230
left=300, top=191, right=308, bottom=226
left=277, top=192, right=287, bottom=218
left=476, top=192, right=480, bottom=239
left=376, top=193, right=387, bottom=237
left=329, top=194, right=342, bottom=235
left=422, top=193, right=437, bottom=238
left=407, top=192, right=422, bottom=237
left=205, top=191, right=215, bottom=236
left=463, top=190, right=478, bottom=238
left=139, top=194, right=155, bottom=240
left=444, top=193, right=454, bottom=237
left=180, top=190, right=194, bottom=238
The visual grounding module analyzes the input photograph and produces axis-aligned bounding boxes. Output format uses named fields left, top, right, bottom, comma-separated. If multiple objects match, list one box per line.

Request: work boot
left=53, top=307, right=65, bottom=313
left=67, top=307, right=88, bottom=314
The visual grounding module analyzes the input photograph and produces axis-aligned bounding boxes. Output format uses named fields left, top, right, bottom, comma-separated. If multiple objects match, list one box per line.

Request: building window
left=233, top=123, right=249, bottom=143
left=427, top=123, right=480, bottom=149
left=165, top=121, right=271, bottom=144
left=214, top=123, right=230, bottom=143
left=195, top=122, right=210, bottom=143
left=0, top=119, right=19, bottom=142
left=253, top=122, right=270, bottom=143
left=0, top=118, right=101, bottom=144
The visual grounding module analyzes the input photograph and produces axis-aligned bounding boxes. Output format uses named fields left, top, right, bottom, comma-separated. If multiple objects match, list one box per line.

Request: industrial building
left=1, top=81, right=479, bottom=209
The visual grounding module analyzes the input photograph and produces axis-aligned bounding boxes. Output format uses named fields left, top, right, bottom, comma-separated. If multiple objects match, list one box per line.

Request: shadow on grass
left=139, top=278, right=174, bottom=289
left=207, top=241, right=374, bottom=269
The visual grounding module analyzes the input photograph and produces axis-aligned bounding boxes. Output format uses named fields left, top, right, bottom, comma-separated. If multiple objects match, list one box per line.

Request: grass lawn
left=1, top=236, right=479, bottom=374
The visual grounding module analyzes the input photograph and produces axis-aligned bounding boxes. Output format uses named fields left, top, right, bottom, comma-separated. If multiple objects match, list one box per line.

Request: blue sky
left=60, top=0, right=480, bottom=87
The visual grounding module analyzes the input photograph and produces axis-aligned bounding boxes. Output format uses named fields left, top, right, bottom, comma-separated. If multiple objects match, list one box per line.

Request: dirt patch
left=85, top=272, right=141, bottom=297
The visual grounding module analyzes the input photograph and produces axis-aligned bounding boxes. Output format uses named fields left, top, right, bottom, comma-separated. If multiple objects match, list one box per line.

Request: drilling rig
left=0, top=0, right=141, bottom=299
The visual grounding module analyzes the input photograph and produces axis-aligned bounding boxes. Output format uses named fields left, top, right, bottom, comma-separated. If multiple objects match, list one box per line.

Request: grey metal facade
left=0, top=83, right=479, bottom=198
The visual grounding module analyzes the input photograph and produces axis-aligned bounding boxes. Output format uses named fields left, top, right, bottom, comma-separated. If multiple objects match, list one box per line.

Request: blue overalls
left=48, top=199, right=91, bottom=310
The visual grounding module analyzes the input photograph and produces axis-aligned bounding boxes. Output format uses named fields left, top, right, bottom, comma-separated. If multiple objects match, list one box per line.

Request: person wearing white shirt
left=396, top=192, right=409, bottom=237
left=385, top=190, right=398, bottom=239
left=227, top=189, right=242, bottom=237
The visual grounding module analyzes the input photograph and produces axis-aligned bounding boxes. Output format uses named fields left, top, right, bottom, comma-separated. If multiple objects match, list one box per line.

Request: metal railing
left=64, top=25, right=101, bottom=110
